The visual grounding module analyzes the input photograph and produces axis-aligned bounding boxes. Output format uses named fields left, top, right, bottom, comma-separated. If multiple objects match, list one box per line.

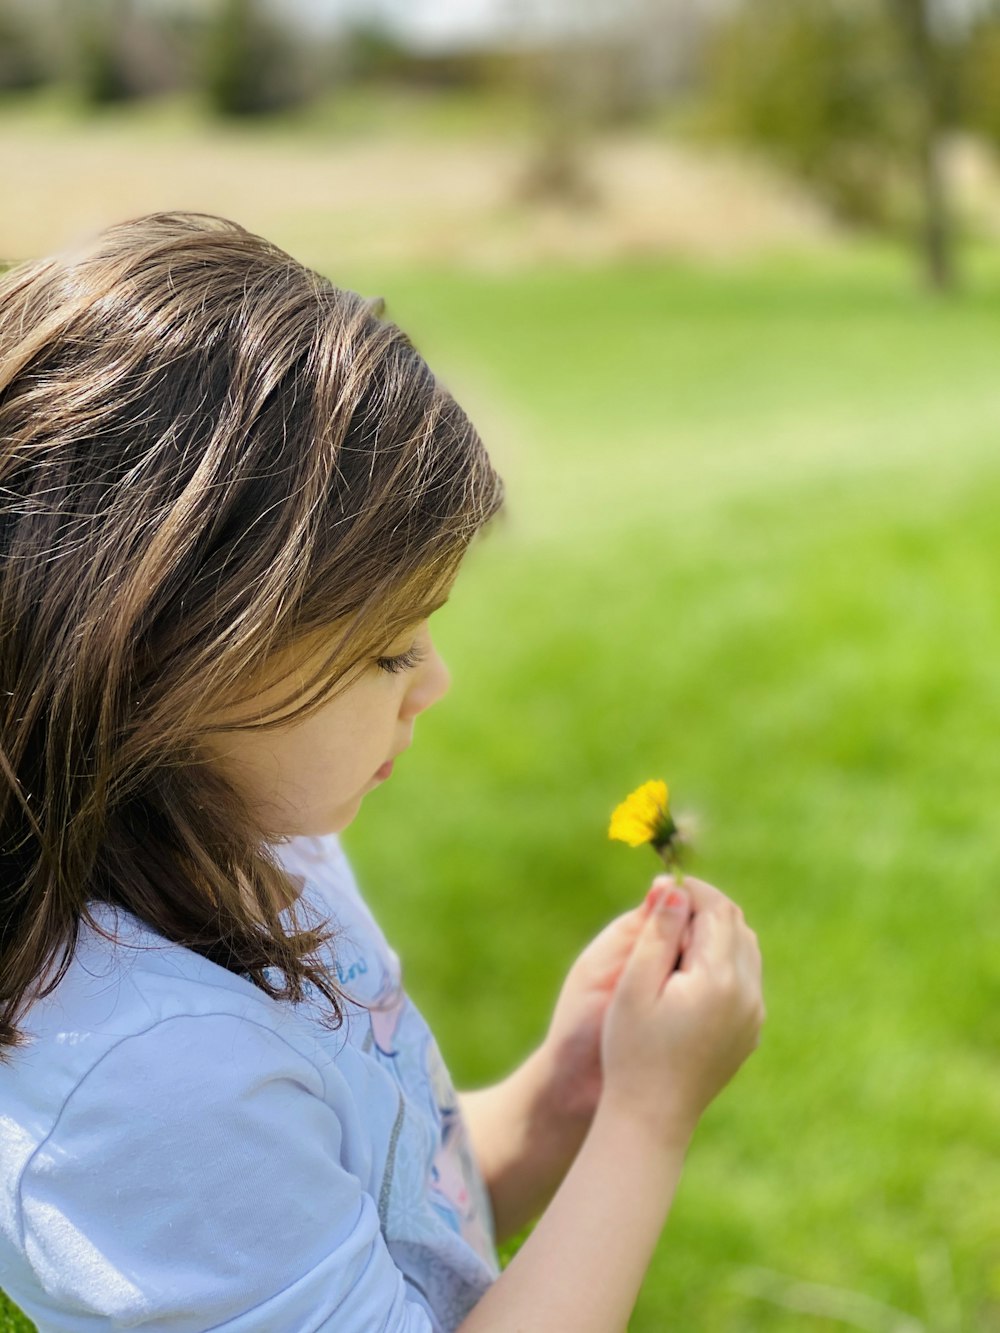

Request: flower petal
left=608, top=779, right=671, bottom=845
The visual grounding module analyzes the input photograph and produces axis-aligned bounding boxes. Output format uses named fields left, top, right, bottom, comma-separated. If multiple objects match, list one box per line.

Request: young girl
left=0, top=212, right=763, bottom=1332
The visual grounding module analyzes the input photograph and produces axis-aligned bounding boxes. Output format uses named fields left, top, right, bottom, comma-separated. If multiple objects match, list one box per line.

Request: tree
left=74, top=0, right=134, bottom=103
left=707, top=0, right=961, bottom=291
left=885, top=0, right=959, bottom=290
left=200, top=0, right=311, bottom=117
left=958, top=7, right=1000, bottom=149
left=0, top=0, right=50, bottom=93
left=512, top=0, right=721, bottom=210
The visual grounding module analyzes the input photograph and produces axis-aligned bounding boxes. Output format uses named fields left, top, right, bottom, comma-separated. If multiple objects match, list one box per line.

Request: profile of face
left=200, top=613, right=452, bottom=839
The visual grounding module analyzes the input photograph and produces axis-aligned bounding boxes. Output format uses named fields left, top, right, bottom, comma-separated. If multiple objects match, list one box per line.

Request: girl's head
left=0, top=210, right=504, bottom=1054
left=200, top=589, right=455, bottom=840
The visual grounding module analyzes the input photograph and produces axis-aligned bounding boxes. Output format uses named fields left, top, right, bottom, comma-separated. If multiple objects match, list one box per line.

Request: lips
left=374, top=742, right=410, bottom=782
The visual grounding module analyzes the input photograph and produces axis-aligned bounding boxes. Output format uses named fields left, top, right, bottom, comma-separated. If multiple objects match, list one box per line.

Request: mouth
left=373, top=740, right=411, bottom=783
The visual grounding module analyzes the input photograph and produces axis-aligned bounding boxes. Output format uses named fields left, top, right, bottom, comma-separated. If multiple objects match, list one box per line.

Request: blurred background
left=1, top=1, right=999, bottom=1329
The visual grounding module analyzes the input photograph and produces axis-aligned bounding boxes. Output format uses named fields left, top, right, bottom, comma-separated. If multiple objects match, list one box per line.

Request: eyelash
left=375, top=644, right=428, bottom=675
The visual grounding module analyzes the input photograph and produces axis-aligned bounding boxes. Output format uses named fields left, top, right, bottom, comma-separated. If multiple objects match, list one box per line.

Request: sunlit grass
left=343, top=254, right=1000, bottom=1331
left=2, top=250, right=999, bottom=1328
left=0, top=80, right=536, bottom=142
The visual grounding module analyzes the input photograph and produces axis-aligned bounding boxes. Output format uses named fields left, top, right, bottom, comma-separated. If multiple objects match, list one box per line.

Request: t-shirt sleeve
left=17, top=1012, right=437, bottom=1332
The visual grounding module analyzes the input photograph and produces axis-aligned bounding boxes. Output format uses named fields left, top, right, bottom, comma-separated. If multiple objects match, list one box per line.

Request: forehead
left=286, top=586, right=451, bottom=673
left=250, top=565, right=455, bottom=680
left=375, top=573, right=454, bottom=636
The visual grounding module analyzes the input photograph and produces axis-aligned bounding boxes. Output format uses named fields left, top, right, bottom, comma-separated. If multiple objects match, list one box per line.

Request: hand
left=600, top=878, right=764, bottom=1146
left=539, top=874, right=737, bottom=1124
left=538, top=882, right=668, bottom=1126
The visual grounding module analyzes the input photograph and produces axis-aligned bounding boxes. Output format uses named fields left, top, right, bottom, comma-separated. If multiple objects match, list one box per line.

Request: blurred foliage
left=45, top=0, right=194, bottom=105
left=705, top=0, right=932, bottom=230
left=960, top=11, right=1000, bottom=146
left=338, top=21, right=416, bottom=86
left=0, top=1291, right=30, bottom=1332
left=3, top=243, right=1000, bottom=1332
left=198, top=0, right=315, bottom=117
left=512, top=38, right=641, bottom=208
left=348, top=252, right=1000, bottom=1329
left=72, top=0, right=135, bottom=104
left=701, top=0, right=970, bottom=288
left=0, top=0, right=48, bottom=93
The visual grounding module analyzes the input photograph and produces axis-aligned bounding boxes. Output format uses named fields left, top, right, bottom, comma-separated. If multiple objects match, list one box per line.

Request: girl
left=0, top=212, right=763, bottom=1332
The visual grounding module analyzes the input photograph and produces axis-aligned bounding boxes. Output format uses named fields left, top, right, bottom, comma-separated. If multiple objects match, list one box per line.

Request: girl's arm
left=459, top=883, right=680, bottom=1242
left=458, top=1042, right=590, bottom=1243
left=456, top=883, right=764, bottom=1333
left=459, top=1101, right=691, bottom=1333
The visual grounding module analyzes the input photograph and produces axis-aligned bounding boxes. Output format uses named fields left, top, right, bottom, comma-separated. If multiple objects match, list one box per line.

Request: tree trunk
left=919, top=131, right=953, bottom=292
left=888, top=0, right=957, bottom=292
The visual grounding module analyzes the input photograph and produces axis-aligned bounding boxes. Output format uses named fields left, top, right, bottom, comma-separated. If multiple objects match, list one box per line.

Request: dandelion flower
left=608, top=778, right=689, bottom=876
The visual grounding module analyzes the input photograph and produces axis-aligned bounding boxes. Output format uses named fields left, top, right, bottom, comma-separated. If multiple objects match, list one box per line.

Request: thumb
left=613, top=885, right=692, bottom=1009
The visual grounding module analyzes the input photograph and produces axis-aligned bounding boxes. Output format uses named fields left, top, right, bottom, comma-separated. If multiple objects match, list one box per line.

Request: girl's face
left=200, top=613, right=451, bottom=839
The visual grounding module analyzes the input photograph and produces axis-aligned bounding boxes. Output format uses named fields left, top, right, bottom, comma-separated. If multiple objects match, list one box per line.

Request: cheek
left=289, top=700, right=391, bottom=787
left=203, top=730, right=282, bottom=796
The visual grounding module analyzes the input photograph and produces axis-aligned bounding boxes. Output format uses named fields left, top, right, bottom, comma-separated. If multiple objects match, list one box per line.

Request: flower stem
left=655, top=842, right=684, bottom=885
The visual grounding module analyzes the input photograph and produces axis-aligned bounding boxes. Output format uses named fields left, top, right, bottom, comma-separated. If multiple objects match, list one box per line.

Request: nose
left=400, top=644, right=451, bottom=721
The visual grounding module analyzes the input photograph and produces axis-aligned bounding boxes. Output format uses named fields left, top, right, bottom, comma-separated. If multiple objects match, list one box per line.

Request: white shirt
left=0, top=833, right=499, bottom=1331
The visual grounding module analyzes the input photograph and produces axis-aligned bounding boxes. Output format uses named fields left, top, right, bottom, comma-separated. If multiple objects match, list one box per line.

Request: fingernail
left=646, top=885, right=666, bottom=910
left=661, top=890, right=687, bottom=912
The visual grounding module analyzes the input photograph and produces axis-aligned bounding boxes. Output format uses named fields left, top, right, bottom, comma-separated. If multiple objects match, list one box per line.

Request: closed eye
left=375, top=643, right=428, bottom=675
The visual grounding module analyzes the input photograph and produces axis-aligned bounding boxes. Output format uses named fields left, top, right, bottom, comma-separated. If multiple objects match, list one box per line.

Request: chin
left=313, top=796, right=364, bottom=838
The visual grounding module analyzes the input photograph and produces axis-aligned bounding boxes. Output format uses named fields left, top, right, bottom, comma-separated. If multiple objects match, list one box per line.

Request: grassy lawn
left=342, top=254, right=1000, bottom=1331
left=3, top=250, right=999, bottom=1329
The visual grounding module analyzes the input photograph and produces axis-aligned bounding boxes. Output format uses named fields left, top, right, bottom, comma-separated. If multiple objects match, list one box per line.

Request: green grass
left=4, top=251, right=1000, bottom=1329
left=0, top=1294, right=27, bottom=1333
left=340, top=254, right=1000, bottom=1331
left=0, top=80, right=537, bottom=143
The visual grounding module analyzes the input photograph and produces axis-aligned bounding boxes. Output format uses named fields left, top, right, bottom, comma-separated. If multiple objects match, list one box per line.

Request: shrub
left=199, top=0, right=313, bottom=116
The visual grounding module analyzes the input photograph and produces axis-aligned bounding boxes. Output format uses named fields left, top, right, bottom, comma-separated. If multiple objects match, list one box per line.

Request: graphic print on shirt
left=425, top=1037, right=496, bottom=1263
left=358, top=951, right=496, bottom=1269
left=270, top=832, right=500, bottom=1330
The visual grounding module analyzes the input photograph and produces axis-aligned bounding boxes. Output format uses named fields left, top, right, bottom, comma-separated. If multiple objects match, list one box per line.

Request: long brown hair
left=0, top=211, right=504, bottom=1057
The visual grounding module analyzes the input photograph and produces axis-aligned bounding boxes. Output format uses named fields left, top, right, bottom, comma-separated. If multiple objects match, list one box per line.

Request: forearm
left=459, top=1045, right=590, bottom=1243
left=457, top=1102, right=691, bottom=1333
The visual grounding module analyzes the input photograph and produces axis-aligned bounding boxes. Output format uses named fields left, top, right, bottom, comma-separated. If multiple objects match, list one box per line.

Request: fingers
left=679, top=917, right=695, bottom=956
left=592, top=905, right=647, bottom=946
left=669, top=874, right=735, bottom=916
left=678, top=896, right=759, bottom=977
left=615, top=885, right=694, bottom=1008
left=567, top=901, right=658, bottom=995
left=642, top=875, right=761, bottom=1005
left=641, top=876, right=673, bottom=920
left=647, top=875, right=744, bottom=929
left=678, top=897, right=735, bottom=970
left=742, top=920, right=763, bottom=984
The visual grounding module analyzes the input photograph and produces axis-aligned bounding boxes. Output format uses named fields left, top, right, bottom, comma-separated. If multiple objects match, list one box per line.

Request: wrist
left=458, top=1043, right=598, bottom=1243
left=526, top=1036, right=598, bottom=1143
left=594, top=1088, right=699, bottom=1156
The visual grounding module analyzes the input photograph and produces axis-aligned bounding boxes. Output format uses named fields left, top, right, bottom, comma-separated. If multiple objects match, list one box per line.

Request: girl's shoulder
left=273, top=833, right=398, bottom=960
left=2, top=898, right=324, bottom=1124
left=0, top=911, right=404, bottom=1332
left=0, top=834, right=395, bottom=1137
left=1, top=843, right=364, bottom=1119
left=273, top=832, right=404, bottom=1006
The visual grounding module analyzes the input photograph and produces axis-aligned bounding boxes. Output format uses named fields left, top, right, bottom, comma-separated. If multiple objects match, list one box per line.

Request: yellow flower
left=608, top=779, right=673, bottom=848
left=610, top=778, right=688, bottom=879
